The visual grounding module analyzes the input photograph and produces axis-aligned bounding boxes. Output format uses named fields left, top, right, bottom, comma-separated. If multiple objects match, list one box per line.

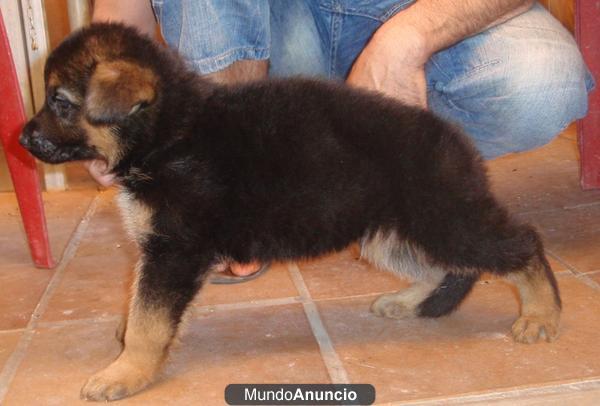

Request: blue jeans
left=151, top=0, right=594, bottom=159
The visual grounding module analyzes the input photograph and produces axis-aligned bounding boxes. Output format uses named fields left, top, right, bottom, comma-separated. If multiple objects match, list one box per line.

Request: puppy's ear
left=85, top=61, right=157, bottom=124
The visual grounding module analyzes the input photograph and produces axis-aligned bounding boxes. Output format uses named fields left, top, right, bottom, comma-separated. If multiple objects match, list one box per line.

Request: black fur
left=23, top=21, right=562, bottom=315
left=417, top=273, right=478, bottom=318
left=20, top=23, right=562, bottom=400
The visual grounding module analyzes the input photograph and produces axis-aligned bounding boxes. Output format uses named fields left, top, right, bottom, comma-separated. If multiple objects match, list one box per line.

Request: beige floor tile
left=468, top=386, right=600, bottom=406
left=488, top=136, right=600, bottom=214
left=41, top=252, right=133, bottom=323
left=4, top=304, right=329, bottom=405
left=0, top=190, right=97, bottom=266
left=297, top=247, right=408, bottom=300
left=522, top=203, right=600, bottom=273
left=586, top=272, right=600, bottom=286
left=317, top=274, right=600, bottom=403
left=39, top=190, right=134, bottom=322
left=0, top=332, right=21, bottom=372
left=0, top=264, right=54, bottom=329
left=546, top=256, right=568, bottom=273
left=73, top=189, right=131, bottom=258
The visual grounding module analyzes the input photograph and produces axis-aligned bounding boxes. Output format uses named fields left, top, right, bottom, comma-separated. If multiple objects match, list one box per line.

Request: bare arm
left=382, top=0, right=535, bottom=58
left=92, top=0, right=156, bottom=36
left=347, top=0, right=535, bottom=106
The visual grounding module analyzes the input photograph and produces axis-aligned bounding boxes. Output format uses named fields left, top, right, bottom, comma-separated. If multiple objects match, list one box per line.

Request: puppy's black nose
left=19, top=132, right=33, bottom=149
left=20, top=120, right=38, bottom=149
left=19, top=129, right=44, bottom=150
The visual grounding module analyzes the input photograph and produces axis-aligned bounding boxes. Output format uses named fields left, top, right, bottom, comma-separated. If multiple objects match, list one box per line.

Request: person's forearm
left=379, top=0, right=535, bottom=60
left=92, top=0, right=156, bottom=37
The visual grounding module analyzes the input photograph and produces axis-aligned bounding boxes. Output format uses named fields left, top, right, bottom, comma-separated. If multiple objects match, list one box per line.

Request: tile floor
left=1, top=126, right=600, bottom=405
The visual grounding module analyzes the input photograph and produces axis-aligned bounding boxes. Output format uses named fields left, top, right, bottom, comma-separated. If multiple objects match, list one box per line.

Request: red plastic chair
left=576, top=1, right=600, bottom=189
left=0, top=10, right=54, bottom=268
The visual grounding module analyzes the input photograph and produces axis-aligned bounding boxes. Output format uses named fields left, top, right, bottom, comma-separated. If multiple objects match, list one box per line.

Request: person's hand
left=83, top=159, right=116, bottom=187
left=347, top=24, right=430, bottom=109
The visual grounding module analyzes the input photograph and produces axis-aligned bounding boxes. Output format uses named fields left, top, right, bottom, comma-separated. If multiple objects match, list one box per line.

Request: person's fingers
left=84, top=159, right=116, bottom=187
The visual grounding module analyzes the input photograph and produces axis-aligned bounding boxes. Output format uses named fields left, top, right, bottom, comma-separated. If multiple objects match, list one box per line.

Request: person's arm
left=347, top=0, right=535, bottom=107
left=92, top=0, right=156, bottom=36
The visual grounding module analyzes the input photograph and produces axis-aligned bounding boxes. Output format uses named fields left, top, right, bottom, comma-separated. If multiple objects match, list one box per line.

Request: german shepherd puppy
left=21, top=23, right=561, bottom=401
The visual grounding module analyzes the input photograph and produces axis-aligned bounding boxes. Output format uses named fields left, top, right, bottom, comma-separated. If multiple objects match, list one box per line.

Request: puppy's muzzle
left=19, top=120, right=94, bottom=164
left=19, top=124, right=59, bottom=161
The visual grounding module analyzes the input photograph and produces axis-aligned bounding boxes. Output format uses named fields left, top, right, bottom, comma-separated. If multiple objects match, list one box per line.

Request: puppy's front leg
left=81, top=244, right=210, bottom=402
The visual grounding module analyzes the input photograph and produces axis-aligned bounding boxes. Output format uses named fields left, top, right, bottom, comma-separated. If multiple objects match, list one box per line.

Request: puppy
left=21, top=23, right=561, bottom=401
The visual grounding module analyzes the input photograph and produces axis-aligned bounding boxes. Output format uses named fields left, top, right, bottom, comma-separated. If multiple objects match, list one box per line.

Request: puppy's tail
left=417, top=273, right=478, bottom=318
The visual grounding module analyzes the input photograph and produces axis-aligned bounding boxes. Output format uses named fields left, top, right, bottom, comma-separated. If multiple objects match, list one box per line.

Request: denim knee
left=427, top=4, right=594, bottom=159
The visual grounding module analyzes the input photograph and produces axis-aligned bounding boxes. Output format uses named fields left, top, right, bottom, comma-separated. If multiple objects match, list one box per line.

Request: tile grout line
left=578, top=274, right=600, bottom=292
left=287, top=263, right=350, bottom=385
left=0, top=193, right=101, bottom=403
left=545, top=250, right=600, bottom=291
left=513, top=199, right=600, bottom=218
left=191, top=296, right=302, bottom=316
left=0, top=329, right=25, bottom=336
left=545, top=249, right=580, bottom=276
left=378, top=376, right=600, bottom=405
left=36, top=314, right=122, bottom=329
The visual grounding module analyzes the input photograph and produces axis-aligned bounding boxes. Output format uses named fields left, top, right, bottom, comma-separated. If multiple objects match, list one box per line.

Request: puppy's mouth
left=19, top=133, right=98, bottom=164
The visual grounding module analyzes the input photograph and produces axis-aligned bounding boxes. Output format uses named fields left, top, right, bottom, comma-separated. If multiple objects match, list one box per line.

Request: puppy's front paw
left=511, top=315, right=559, bottom=344
left=80, top=361, right=151, bottom=401
left=371, top=293, right=416, bottom=319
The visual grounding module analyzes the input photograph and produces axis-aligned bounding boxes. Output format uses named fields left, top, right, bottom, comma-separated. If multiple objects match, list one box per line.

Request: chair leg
left=576, top=0, right=600, bottom=190
left=1, top=136, right=55, bottom=269
left=0, top=9, right=54, bottom=268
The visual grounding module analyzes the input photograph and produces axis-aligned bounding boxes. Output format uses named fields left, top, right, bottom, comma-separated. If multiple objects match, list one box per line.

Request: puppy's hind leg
left=362, top=230, right=477, bottom=319
left=80, top=241, right=212, bottom=402
left=371, top=275, right=448, bottom=319
left=506, top=232, right=561, bottom=343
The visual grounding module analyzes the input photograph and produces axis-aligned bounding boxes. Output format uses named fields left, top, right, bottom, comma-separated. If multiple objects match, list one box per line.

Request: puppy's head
left=20, top=23, right=164, bottom=169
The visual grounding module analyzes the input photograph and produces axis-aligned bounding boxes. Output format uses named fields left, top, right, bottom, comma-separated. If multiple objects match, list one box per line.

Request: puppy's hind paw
left=511, top=315, right=559, bottom=344
left=371, top=293, right=416, bottom=320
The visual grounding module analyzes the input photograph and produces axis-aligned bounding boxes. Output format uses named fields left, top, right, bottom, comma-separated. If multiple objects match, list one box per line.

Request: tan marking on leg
left=371, top=272, right=446, bottom=319
left=116, top=190, right=154, bottom=243
left=81, top=261, right=175, bottom=401
left=361, top=229, right=447, bottom=282
left=362, top=229, right=449, bottom=319
left=509, top=256, right=561, bottom=344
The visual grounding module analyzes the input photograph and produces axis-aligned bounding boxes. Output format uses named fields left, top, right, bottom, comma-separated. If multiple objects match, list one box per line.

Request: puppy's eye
left=51, top=93, right=73, bottom=110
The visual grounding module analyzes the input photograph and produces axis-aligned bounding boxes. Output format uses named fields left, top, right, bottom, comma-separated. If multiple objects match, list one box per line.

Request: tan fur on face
left=81, top=119, right=122, bottom=168
left=116, top=190, right=154, bottom=243
left=47, top=72, right=60, bottom=88
left=86, top=60, right=158, bottom=122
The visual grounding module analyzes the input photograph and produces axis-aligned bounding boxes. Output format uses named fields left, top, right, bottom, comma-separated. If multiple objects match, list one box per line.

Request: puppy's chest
left=116, top=189, right=154, bottom=243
